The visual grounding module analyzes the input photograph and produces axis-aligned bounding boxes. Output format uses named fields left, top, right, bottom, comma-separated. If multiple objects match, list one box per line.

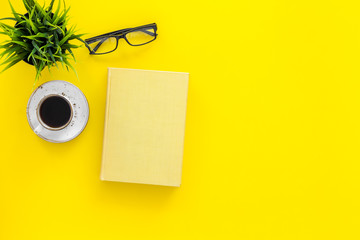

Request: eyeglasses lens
left=125, top=27, right=156, bottom=46
left=88, top=37, right=117, bottom=54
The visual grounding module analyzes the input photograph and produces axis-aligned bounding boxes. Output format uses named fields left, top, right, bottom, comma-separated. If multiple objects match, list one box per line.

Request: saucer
left=26, top=80, right=89, bottom=143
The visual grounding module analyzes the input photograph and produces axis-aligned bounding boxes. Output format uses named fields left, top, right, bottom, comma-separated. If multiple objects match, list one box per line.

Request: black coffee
left=39, top=96, right=71, bottom=128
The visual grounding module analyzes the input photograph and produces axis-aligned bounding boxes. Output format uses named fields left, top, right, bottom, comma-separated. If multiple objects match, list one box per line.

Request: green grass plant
left=0, top=0, right=85, bottom=84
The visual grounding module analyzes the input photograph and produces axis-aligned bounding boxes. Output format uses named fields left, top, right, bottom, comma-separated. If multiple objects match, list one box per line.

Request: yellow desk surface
left=1, top=0, right=360, bottom=239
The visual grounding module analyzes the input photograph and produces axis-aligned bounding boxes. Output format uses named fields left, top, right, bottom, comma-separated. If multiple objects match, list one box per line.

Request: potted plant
left=0, top=0, right=85, bottom=84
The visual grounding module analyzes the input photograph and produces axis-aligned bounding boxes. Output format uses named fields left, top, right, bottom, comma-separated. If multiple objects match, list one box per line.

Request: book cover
left=101, top=68, right=189, bottom=187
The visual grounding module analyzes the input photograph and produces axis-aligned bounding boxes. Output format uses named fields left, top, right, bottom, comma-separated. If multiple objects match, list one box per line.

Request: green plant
left=0, top=0, right=85, bottom=84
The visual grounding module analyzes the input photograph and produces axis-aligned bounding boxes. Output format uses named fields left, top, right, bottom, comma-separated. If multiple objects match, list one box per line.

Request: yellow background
left=0, top=0, right=360, bottom=239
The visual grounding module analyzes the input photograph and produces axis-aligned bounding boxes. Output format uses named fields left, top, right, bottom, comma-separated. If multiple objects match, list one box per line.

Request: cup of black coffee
left=37, top=95, right=73, bottom=130
left=27, top=80, right=89, bottom=143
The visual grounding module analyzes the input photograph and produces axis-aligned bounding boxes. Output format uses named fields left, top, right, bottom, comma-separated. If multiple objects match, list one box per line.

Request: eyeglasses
left=84, top=23, right=158, bottom=55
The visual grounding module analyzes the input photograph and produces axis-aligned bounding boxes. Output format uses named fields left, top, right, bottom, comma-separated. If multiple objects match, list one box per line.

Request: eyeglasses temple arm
left=85, top=23, right=157, bottom=42
left=85, top=28, right=131, bottom=43
left=139, top=29, right=156, bottom=36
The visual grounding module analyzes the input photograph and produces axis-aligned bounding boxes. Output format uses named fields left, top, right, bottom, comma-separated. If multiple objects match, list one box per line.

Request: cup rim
left=36, top=94, right=73, bottom=131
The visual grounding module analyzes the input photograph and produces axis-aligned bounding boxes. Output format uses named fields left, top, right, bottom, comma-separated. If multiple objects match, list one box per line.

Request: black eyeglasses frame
left=85, top=23, right=158, bottom=55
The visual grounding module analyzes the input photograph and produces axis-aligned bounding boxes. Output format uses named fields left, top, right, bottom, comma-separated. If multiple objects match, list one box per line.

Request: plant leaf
left=0, top=17, right=17, bottom=21
left=0, top=22, right=15, bottom=31
left=52, top=0, right=62, bottom=22
left=23, top=14, right=38, bottom=33
left=31, top=40, right=46, bottom=57
left=33, top=60, right=45, bottom=88
left=27, top=47, right=36, bottom=61
left=11, top=40, right=30, bottom=49
left=48, top=0, right=56, bottom=12
left=1, top=56, right=24, bottom=73
left=1, top=51, right=26, bottom=68
left=22, top=0, right=35, bottom=12
left=8, top=0, right=23, bottom=22
left=0, top=45, right=22, bottom=59
left=62, top=57, right=78, bottom=79
left=59, top=26, right=75, bottom=45
left=47, top=48, right=58, bottom=68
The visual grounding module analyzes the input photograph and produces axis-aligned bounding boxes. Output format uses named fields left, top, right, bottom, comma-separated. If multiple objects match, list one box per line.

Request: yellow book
left=101, top=68, right=189, bottom=187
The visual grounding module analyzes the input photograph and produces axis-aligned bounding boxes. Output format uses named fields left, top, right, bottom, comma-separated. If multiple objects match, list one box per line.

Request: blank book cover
left=101, top=68, right=189, bottom=187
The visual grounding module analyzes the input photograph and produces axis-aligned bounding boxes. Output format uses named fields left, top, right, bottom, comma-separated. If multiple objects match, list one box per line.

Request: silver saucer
left=27, top=80, right=89, bottom=143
